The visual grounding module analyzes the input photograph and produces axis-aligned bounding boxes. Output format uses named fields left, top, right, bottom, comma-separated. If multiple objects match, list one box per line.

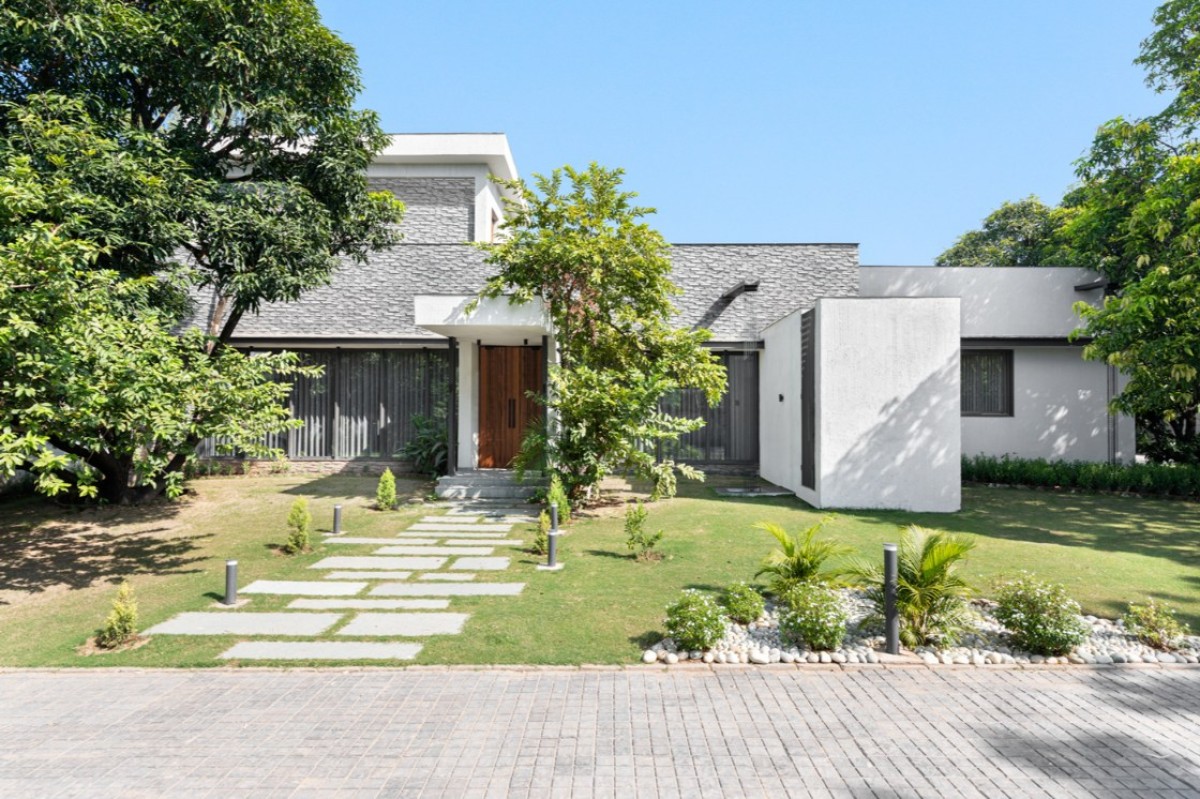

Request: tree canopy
left=935, top=197, right=1081, bottom=267
left=479, top=164, right=727, bottom=502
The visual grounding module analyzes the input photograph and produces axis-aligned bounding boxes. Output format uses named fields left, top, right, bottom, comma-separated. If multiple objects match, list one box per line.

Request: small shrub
left=753, top=517, right=847, bottom=595
left=284, top=498, right=312, bottom=555
left=1124, top=598, right=1190, bottom=650
left=96, top=580, right=138, bottom=649
left=376, top=468, right=397, bottom=511
left=546, top=473, right=570, bottom=525
left=721, top=582, right=765, bottom=624
left=995, top=574, right=1089, bottom=656
left=845, top=526, right=975, bottom=648
left=531, top=510, right=550, bottom=557
left=401, top=415, right=449, bottom=477
left=624, top=500, right=664, bottom=561
left=778, top=584, right=847, bottom=651
left=665, top=590, right=726, bottom=651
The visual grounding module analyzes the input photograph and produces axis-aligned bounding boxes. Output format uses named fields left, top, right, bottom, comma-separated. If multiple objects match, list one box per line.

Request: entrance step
left=435, top=470, right=547, bottom=500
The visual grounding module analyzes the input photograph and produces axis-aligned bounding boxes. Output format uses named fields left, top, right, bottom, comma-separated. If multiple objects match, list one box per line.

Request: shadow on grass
left=630, top=630, right=663, bottom=649
left=280, top=472, right=431, bottom=502
left=583, top=549, right=632, bottom=561
left=0, top=495, right=207, bottom=602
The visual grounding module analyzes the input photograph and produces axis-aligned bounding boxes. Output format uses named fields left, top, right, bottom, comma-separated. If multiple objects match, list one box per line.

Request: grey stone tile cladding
left=220, top=243, right=859, bottom=342
left=369, top=177, right=476, bottom=244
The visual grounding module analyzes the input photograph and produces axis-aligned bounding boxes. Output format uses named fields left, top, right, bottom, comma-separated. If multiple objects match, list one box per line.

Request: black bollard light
left=883, top=543, right=899, bottom=655
left=224, top=559, right=238, bottom=606
left=332, top=504, right=343, bottom=535
left=538, top=504, right=564, bottom=572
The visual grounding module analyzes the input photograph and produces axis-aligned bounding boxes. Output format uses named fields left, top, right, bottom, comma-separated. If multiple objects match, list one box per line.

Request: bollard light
left=538, top=504, right=564, bottom=572
left=332, top=504, right=343, bottom=535
left=883, top=543, right=899, bottom=655
left=224, top=559, right=238, bottom=606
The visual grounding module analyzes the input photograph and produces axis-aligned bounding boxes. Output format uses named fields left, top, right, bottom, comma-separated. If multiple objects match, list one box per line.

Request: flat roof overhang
left=414, top=294, right=549, bottom=346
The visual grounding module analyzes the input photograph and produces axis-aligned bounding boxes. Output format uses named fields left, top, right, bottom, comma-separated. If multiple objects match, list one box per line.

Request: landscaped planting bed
left=644, top=589, right=1200, bottom=667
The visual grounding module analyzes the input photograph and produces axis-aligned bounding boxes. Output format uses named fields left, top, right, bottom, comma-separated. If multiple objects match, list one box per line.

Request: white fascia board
left=374, top=134, right=518, bottom=184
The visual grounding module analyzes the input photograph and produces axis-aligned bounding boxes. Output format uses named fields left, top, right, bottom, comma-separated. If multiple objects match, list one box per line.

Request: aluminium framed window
left=961, top=349, right=1013, bottom=417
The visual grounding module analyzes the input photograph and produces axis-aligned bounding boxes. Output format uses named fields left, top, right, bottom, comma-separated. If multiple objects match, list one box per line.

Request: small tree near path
left=478, top=164, right=726, bottom=503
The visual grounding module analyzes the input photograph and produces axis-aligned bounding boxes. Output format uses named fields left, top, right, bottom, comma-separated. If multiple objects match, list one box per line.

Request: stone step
left=323, top=571, right=413, bottom=581
left=449, top=557, right=509, bottom=571
left=370, top=582, right=524, bottom=597
left=220, top=641, right=422, bottom=661
left=408, top=523, right=513, bottom=533
left=337, top=612, right=469, bottom=637
left=436, top=484, right=541, bottom=500
left=146, top=612, right=341, bottom=636
left=311, top=556, right=447, bottom=570
left=241, top=580, right=366, bottom=596
left=372, top=545, right=495, bottom=556
left=397, top=531, right=510, bottom=539
left=326, top=537, right=440, bottom=545
left=288, top=598, right=450, bottom=610
left=420, top=573, right=475, bottom=581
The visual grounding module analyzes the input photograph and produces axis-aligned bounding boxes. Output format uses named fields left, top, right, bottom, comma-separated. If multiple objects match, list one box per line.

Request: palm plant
left=844, top=525, right=976, bottom=648
left=753, top=518, right=848, bottom=595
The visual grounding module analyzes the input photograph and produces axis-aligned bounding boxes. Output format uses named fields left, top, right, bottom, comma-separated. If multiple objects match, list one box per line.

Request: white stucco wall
left=815, top=298, right=962, bottom=512
left=859, top=266, right=1103, bottom=338
left=759, top=311, right=804, bottom=494
left=963, top=346, right=1134, bottom=463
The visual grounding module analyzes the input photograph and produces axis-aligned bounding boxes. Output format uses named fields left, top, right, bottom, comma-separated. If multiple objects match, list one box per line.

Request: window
left=961, top=350, right=1013, bottom=417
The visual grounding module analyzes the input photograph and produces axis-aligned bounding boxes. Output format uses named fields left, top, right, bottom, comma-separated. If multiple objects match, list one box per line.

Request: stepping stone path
left=145, top=500, right=530, bottom=663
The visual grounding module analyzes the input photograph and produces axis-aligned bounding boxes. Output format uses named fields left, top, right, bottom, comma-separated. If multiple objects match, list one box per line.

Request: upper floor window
left=962, top=350, right=1013, bottom=416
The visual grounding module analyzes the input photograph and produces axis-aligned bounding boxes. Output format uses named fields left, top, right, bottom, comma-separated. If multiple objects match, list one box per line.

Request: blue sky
left=317, top=1, right=1166, bottom=264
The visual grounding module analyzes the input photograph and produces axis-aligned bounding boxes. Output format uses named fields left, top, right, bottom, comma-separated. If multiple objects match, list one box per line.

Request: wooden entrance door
left=478, top=345, right=543, bottom=468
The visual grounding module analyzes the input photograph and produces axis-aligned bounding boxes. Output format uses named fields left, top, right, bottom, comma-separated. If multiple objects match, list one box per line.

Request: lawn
left=1, top=473, right=1198, bottom=666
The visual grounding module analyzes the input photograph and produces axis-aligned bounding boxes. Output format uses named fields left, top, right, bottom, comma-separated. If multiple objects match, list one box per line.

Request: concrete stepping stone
left=420, top=573, right=476, bottom=581
left=371, top=582, right=524, bottom=597
left=397, top=532, right=509, bottom=539
left=240, top=580, right=366, bottom=596
left=420, top=516, right=480, bottom=524
left=373, top=545, right=494, bottom=556
left=450, top=557, right=510, bottom=571
left=327, top=537, right=439, bottom=545
left=409, top=523, right=512, bottom=533
left=311, top=556, right=446, bottom=570
left=324, top=571, right=412, bottom=580
left=220, top=641, right=422, bottom=661
left=289, top=598, right=450, bottom=610
left=337, top=612, right=470, bottom=637
left=146, top=612, right=340, bottom=636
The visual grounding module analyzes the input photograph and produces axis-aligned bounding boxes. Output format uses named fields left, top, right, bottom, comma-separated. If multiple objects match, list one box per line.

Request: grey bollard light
left=883, top=543, right=899, bottom=655
left=547, top=504, right=559, bottom=567
left=224, top=560, right=238, bottom=606
left=332, top=504, right=343, bottom=535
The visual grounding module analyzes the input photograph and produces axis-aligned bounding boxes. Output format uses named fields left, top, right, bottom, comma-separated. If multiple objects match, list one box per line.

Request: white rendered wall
left=815, top=298, right=962, bottom=512
left=963, top=347, right=1135, bottom=463
left=759, top=312, right=804, bottom=494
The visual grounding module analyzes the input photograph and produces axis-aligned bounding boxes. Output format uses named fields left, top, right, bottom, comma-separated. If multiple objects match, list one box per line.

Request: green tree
left=936, top=196, right=1080, bottom=267
left=478, top=164, right=727, bottom=502
left=0, top=0, right=404, bottom=498
left=0, top=98, right=311, bottom=503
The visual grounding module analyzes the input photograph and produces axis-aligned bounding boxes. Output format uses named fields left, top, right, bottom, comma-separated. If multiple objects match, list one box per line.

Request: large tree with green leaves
left=936, top=196, right=1082, bottom=267
left=478, top=164, right=727, bottom=503
left=0, top=1, right=403, bottom=500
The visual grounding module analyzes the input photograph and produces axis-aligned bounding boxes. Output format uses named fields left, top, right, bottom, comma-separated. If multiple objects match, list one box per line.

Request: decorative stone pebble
left=642, top=650, right=657, bottom=664
left=665, top=653, right=678, bottom=665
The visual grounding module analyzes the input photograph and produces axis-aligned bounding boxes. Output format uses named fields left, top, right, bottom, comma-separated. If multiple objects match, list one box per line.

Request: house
left=202, top=133, right=1134, bottom=513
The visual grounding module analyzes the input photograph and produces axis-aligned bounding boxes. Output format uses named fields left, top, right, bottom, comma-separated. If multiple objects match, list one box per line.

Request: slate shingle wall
left=369, top=177, right=476, bottom=244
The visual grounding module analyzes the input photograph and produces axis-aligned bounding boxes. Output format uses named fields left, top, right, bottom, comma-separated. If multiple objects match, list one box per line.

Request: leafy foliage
left=1124, top=597, right=1191, bottom=649
left=624, top=500, right=664, bottom=561
left=720, top=582, right=765, bottom=625
left=778, top=584, right=848, bottom=651
left=532, top=510, right=551, bottom=557
left=284, top=498, right=312, bottom=555
left=0, top=0, right=403, bottom=500
left=962, top=454, right=1200, bottom=498
left=664, top=590, right=726, bottom=651
left=479, top=164, right=726, bottom=502
left=845, top=526, right=975, bottom=649
left=936, top=197, right=1081, bottom=267
left=994, top=574, right=1089, bottom=656
left=96, top=580, right=138, bottom=649
left=752, top=518, right=847, bottom=595
left=545, top=474, right=571, bottom=526
left=400, top=415, right=448, bottom=478
left=375, top=468, right=397, bottom=511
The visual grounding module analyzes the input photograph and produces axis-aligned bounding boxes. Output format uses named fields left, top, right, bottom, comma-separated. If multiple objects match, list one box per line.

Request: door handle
left=508, top=399, right=516, bottom=428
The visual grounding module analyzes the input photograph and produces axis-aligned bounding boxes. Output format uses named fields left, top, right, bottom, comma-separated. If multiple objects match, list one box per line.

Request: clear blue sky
left=316, top=1, right=1165, bottom=264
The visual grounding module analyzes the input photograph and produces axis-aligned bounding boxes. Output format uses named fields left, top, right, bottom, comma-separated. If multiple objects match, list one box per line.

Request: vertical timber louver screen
left=658, top=351, right=760, bottom=465
left=961, top=350, right=1013, bottom=417
left=800, top=310, right=815, bottom=490
left=203, top=348, right=450, bottom=460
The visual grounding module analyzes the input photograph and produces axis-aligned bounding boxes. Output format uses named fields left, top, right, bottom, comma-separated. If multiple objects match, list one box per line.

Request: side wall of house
left=963, top=346, right=1135, bottom=463
left=760, top=313, right=804, bottom=493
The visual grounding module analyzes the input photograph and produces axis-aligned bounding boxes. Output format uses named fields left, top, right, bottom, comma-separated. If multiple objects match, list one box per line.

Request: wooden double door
left=478, top=345, right=543, bottom=468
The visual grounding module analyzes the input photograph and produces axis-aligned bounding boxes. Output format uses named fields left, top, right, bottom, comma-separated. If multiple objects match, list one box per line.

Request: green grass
left=2, top=474, right=1198, bottom=667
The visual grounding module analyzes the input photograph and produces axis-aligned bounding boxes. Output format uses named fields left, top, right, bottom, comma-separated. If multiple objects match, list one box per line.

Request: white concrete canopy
left=414, top=294, right=549, bottom=345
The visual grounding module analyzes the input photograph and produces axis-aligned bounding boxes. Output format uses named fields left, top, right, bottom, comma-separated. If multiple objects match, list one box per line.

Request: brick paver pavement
left=1, top=666, right=1198, bottom=798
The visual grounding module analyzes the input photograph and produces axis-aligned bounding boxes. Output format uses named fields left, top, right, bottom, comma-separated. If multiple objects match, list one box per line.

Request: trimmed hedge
left=962, top=455, right=1200, bottom=499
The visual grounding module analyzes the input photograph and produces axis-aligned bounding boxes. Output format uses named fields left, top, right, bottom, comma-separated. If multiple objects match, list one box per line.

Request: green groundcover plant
left=721, top=582, right=765, bottom=625
left=1124, top=598, right=1190, bottom=650
left=995, top=574, right=1089, bottom=656
left=665, top=590, right=726, bottom=651
left=778, top=584, right=847, bottom=651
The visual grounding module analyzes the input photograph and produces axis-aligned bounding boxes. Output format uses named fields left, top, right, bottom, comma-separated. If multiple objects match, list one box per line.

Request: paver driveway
left=1, top=666, right=1197, bottom=798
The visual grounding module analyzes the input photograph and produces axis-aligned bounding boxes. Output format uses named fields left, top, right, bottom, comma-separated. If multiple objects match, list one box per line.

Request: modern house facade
left=202, top=134, right=1134, bottom=512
